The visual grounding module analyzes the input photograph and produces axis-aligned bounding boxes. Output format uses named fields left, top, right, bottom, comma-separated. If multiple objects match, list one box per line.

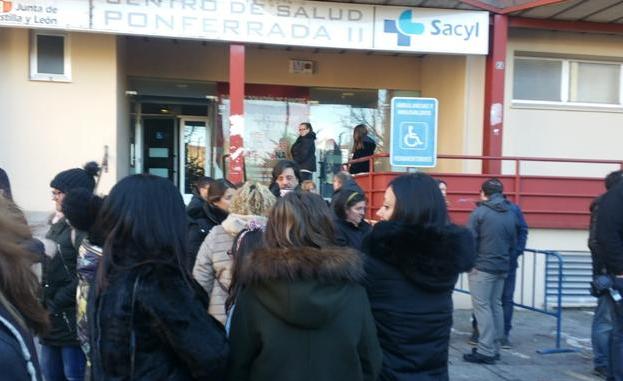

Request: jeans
left=592, top=295, right=613, bottom=371
left=502, top=265, right=518, bottom=336
left=611, top=294, right=623, bottom=381
left=469, top=269, right=507, bottom=357
left=40, top=344, right=86, bottom=381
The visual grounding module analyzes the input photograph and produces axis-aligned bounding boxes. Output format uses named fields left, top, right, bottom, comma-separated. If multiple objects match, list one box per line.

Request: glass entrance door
left=143, top=118, right=176, bottom=182
left=180, top=117, right=211, bottom=203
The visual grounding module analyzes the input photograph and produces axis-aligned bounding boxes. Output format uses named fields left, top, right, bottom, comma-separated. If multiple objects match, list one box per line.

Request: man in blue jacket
left=464, top=179, right=519, bottom=364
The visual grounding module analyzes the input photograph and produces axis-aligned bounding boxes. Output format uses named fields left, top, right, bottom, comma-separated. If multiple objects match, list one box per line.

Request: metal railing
left=346, top=153, right=623, bottom=228
left=454, top=249, right=579, bottom=355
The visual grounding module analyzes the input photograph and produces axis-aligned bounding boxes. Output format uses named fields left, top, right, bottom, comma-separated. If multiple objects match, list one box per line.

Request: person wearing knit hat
left=40, top=161, right=98, bottom=381
left=50, top=161, right=100, bottom=213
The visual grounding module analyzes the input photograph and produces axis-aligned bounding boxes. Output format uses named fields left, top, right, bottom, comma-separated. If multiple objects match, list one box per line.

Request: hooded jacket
left=349, top=136, right=376, bottom=175
left=227, top=246, right=382, bottom=381
left=291, top=131, right=317, bottom=172
left=363, top=221, right=475, bottom=381
left=193, top=214, right=267, bottom=324
left=467, top=193, right=519, bottom=274
left=186, top=200, right=228, bottom=271
left=90, top=264, right=229, bottom=381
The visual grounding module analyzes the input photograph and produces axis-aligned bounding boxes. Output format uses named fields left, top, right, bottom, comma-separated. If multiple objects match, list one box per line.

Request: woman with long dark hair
left=363, top=173, right=475, bottom=381
left=0, top=196, right=49, bottom=381
left=187, top=178, right=235, bottom=271
left=349, top=124, right=376, bottom=175
left=227, top=192, right=382, bottom=381
left=90, top=174, right=228, bottom=380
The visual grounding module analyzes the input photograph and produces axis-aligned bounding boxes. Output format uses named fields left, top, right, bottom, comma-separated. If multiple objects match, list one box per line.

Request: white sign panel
left=0, top=0, right=489, bottom=55
left=92, top=0, right=376, bottom=50
left=0, top=0, right=89, bottom=30
left=91, top=0, right=488, bottom=54
left=374, top=7, right=489, bottom=54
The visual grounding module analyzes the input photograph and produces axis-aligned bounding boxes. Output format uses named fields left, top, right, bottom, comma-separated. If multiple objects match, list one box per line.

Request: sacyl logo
left=1, top=1, right=13, bottom=13
left=384, top=10, right=424, bottom=47
left=385, top=9, right=482, bottom=47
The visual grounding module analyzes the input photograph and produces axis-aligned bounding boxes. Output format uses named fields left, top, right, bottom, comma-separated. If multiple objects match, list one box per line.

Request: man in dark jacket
left=472, top=186, right=529, bottom=349
left=42, top=163, right=99, bottom=381
left=464, top=179, right=518, bottom=364
left=596, top=181, right=623, bottom=381
left=589, top=170, right=623, bottom=379
left=291, top=122, right=317, bottom=181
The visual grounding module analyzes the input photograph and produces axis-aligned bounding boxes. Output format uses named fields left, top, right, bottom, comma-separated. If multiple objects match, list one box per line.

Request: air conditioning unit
left=289, top=59, right=315, bottom=74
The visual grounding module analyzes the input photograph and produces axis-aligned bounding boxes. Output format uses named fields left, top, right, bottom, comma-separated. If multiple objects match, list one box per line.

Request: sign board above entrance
left=0, top=0, right=489, bottom=55
left=0, top=0, right=89, bottom=30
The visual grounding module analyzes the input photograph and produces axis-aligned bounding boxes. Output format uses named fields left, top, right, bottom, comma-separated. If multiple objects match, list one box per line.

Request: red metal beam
left=228, top=44, right=245, bottom=184
left=459, top=0, right=568, bottom=14
left=499, top=0, right=567, bottom=14
left=482, top=14, right=508, bottom=174
left=509, top=16, right=623, bottom=34
left=457, top=0, right=499, bottom=12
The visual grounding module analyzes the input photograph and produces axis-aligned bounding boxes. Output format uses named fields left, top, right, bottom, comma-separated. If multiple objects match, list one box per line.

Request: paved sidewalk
left=449, top=309, right=600, bottom=381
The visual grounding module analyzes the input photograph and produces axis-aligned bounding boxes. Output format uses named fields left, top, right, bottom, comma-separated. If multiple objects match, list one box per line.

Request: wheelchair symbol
left=400, top=122, right=427, bottom=150
left=403, top=126, right=424, bottom=148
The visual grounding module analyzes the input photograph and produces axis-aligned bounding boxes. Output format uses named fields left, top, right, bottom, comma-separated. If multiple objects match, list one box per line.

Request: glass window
left=37, top=35, right=64, bottom=74
left=183, top=121, right=208, bottom=194
left=30, top=32, right=71, bottom=81
left=220, top=99, right=309, bottom=183
left=513, top=58, right=562, bottom=101
left=570, top=62, right=620, bottom=104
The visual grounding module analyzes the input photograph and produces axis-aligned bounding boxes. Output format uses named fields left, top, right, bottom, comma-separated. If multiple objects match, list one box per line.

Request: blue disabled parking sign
left=390, top=97, right=438, bottom=168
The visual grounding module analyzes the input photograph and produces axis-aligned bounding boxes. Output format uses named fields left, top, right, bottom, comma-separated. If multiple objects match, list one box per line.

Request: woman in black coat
left=90, top=175, right=228, bottom=380
left=349, top=124, right=376, bottom=175
left=290, top=122, right=317, bottom=181
left=186, top=179, right=235, bottom=270
left=363, top=173, right=476, bottom=381
left=332, top=190, right=371, bottom=251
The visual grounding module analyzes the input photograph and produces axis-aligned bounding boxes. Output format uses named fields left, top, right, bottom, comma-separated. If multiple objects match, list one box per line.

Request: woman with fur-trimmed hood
left=227, top=191, right=382, bottom=381
left=193, top=182, right=276, bottom=325
left=363, top=173, right=476, bottom=381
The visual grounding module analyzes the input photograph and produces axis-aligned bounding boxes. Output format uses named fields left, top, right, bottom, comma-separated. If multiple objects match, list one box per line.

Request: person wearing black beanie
left=41, top=162, right=99, bottom=381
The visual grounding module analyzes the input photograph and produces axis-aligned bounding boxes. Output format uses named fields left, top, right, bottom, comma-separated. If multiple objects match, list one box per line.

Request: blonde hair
left=301, top=180, right=317, bottom=192
left=229, top=182, right=276, bottom=216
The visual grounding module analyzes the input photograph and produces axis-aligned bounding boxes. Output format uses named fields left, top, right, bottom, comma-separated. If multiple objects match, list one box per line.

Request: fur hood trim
left=364, top=221, right=476, bottom=291
left=240, top=246, right=364, bottom=285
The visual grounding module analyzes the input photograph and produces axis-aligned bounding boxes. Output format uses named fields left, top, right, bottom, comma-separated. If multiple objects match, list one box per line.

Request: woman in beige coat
left=193, top=182, right=276, bottom=324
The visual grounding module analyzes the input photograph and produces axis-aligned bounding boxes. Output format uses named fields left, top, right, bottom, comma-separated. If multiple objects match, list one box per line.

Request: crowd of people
left=1, top=133, right=622, bottom=381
